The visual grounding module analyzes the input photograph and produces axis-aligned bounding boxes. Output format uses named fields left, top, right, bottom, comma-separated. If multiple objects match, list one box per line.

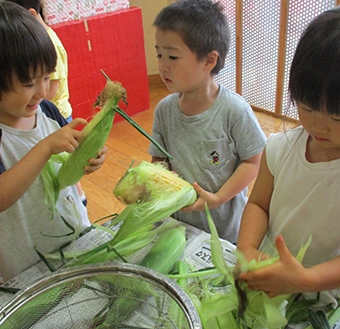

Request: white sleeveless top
left=266, top=127, right=340, bottom=303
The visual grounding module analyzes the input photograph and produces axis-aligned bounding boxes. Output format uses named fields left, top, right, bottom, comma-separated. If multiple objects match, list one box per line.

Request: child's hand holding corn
left=238, top=235, right=310, bottom=297
left=83, top=145, right=108, bottom=175
left=181, top=182, right=219, bottom=212
left=43, top=118, right=87, bottom=155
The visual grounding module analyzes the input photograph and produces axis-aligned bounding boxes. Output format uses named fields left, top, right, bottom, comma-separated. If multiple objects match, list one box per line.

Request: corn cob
left=108, top=161, right=196, bottom=248
left=140, top=225, right=186, bottom=274
left=56, top=81, right=126, bottom=190
left=113, top=161, right=193, bottom=204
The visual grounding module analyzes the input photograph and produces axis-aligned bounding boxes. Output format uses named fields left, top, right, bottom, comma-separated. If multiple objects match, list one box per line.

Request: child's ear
left=28, top=8, right=38, bottom=17
left=205, top=51, right=219, bottom=71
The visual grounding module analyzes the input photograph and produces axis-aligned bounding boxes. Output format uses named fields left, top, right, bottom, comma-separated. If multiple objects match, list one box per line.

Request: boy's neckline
left=177, top=83, right=220, bottom=116
left=0, top=113, right=37, bottom=130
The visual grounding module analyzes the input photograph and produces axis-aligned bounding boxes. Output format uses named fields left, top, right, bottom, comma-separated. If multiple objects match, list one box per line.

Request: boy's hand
left=83, top=145, right=108, bottom=174
left=45, top=118, right=87, bottom=154
left=181, top=182, right=219, bottom=212
left=238, top=235, right=309, bottom=297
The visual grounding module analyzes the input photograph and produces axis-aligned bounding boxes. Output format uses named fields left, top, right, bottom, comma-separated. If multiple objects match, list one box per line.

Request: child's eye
left=331, top=116, right=340, bottom=122
left=44, top=76, right=50, bottom=82
left=169, top=56, right=178, bottom=60
left=156, top=54, right=162, bottom=59
left=301, top=106, right=312, bottom=112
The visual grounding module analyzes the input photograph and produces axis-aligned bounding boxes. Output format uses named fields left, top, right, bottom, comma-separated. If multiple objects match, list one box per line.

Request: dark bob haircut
left=289, top=6, right=340, bottom=115
left=6, top=0, right=41, bottom=12
left=0, top=1, right=56, bottom=96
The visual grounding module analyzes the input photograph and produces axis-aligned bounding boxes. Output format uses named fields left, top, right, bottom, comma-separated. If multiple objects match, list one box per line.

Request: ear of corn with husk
left=57, top=81, right=127, bottom=190
left=40, top=80, right=126, bottom=217
left=140, top=225, right=186, bottom=274
left=45, top=220, right=180, bottom=267
left=107, top=161, right=197, bottom=249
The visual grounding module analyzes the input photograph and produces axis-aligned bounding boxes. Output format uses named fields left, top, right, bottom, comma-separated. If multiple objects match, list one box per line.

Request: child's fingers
left=97, top=145, right=108, bottom=156
left=83, top=163, right=102, bottom=174
left=67, top=117, right=87, bottom=129
left=88, top=153, right=106, bottom=166
left=62, top=137, right=80, bottom=153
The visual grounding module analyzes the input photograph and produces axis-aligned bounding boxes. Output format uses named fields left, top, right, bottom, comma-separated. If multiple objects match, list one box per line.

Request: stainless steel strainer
left=0, top=264, right=202, bottom=329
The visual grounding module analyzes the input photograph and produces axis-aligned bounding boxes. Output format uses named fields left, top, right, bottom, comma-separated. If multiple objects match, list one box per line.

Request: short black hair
left=289, top=6, right=340, bottom=115
left=6, top=0, right=40, bottom=12
left=153, top=0, right=230, bottom=75
left=0, top=1, right=56, bottom=96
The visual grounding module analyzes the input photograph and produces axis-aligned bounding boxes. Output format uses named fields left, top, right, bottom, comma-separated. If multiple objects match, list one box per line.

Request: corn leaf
left=57, top=99, right=116, bottom=189
left=328, top=305, right=340, bottom=327
left=101, top=70, right=174, bottom=160
left=40, top=160, right=59, bottom=219
left=205, top=203, right=231, bottom=277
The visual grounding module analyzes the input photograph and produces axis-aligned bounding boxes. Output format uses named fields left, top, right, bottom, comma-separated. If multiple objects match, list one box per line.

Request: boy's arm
left=0, top=119, right=85, bottom=212
left=182, top=151, right=262, bottom=212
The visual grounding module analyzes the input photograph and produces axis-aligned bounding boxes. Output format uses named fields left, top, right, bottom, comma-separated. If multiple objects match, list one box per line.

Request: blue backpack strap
left=0, top=129, right=5, bottom=174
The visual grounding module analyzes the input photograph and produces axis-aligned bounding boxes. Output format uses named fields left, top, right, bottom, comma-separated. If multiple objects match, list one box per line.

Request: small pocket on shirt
left=200, top=137, right=235, bottom=170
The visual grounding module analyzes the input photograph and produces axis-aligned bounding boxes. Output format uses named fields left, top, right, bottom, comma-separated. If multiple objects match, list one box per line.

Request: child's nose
left=35, top=80, right=47, bottom=98
left=159, top=59, right=169, bottom=73
left=311, top=113, right=329, bottom=133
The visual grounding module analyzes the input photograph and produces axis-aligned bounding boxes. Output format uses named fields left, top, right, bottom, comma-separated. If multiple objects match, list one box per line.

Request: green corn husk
left=139, top=225, right=187, bottom=274
left=0, top=281, right=82, bottom=329
left=168, top=203, right=315, bottom=329
left=45, top=220, right=179, bottom=267
left=40, top=160, right=60, bottom=219
left=57, top=81, right=126, bottom=190
left=107, top=161, right=197, bottom=249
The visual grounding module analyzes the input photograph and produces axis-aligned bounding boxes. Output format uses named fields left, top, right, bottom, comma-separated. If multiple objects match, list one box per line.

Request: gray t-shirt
left=148, top=85, right=267, bottom=243
left=0, top=107, right=90, bottom=282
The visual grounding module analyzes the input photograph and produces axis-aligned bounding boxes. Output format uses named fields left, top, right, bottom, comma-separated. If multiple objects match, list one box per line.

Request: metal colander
left=0, top=264, right=202, bottom=329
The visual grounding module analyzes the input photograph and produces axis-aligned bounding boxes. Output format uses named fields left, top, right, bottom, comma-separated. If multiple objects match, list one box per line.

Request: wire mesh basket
left=0, top=264, right=202, bottom=329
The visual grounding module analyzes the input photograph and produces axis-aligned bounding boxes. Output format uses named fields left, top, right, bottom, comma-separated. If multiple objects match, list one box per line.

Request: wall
left=129, top=0, right=175, bottom=75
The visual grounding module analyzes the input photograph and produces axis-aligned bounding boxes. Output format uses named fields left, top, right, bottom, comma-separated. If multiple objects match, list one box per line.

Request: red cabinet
left=52, top=7, right=149, bottom=123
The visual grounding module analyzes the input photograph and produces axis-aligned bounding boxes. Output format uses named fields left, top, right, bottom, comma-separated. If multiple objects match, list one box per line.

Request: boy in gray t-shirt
left=148, top=0, right=267, bottom=243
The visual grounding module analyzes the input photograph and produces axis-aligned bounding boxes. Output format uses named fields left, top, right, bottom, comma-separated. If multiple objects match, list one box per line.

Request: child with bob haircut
left=7, top=0, right=74, bottom=122
left=148, top=0, right=267, bottom=243
left=237, top=6, right=340, bottom=306
left=7, top=0, right=87, bottom=208
left=0, top=1, right=106, bottom=282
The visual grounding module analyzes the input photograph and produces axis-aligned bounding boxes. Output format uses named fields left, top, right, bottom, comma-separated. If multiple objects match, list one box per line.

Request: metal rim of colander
left=0, top=263, right=202, bottom=329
